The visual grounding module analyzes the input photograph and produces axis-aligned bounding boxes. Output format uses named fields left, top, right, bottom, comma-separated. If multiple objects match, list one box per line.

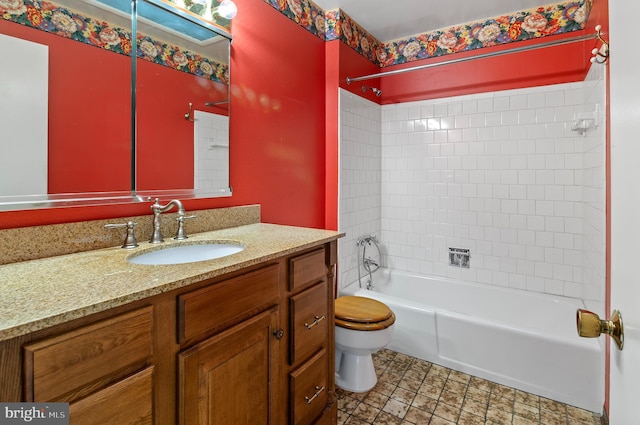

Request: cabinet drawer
left=289, top=248, right=326, bottom=292
left=290, top=348, right=328, bottom=425
left=69, top=367, right=154, bottom=425
left=178, top=264, right=279, bottom=343
left=24, top=306, right=153, bottom=402
left=289, top=281, right=328, bottom=365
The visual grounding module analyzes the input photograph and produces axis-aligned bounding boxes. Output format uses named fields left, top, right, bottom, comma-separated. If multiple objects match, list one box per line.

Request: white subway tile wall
left=194, top=110, right=229, bottom=191
left=338, top=92, right=382, bottom=288
left=581, top=63, right=607, bottom=309
left=338, top=64, right=605, bottom=308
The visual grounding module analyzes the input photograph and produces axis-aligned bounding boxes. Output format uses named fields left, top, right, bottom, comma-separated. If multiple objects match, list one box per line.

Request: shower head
left=361, top=85, right=382, bottom=97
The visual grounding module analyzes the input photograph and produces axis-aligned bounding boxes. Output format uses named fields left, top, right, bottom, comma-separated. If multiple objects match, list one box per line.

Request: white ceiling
left=313, top=0, right=550, bottom=42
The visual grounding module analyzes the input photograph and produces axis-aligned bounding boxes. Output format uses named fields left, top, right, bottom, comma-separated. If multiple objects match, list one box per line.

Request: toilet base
left=335, top=351, right=377, bottom=393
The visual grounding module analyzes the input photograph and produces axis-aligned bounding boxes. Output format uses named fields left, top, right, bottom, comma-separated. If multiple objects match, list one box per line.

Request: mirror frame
left=0, top=0, right=232, bottom=211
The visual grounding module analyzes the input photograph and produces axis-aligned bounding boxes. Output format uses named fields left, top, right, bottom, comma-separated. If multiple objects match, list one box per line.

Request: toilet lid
left=335, top=296, right=393, bottom=323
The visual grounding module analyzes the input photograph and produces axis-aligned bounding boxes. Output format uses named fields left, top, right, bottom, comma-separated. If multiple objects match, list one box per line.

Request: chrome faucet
left=150, top=198, right=186, bottom=244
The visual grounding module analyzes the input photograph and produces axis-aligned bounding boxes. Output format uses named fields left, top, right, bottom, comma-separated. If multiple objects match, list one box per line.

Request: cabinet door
left=178, top=309, right=279, bottom=425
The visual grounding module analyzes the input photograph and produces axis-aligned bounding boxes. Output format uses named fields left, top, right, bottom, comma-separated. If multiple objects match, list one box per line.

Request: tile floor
left=336, top=349, right=601, bottom=425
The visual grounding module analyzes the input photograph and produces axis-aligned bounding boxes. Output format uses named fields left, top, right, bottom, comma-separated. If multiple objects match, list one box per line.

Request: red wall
left=0, top=0, right=328, bottom=229
left=336, top=41, right=382, bottom=102
left=135, top=60, right=229, bottom=191
left=0, top=0, right=609, bottom=231
left=377, top=35, right=594, bottom=104
left=227, top=0, right=326, bottom=228
left=338, top=8, right=607, bottom=105
left=324, top=41, right=340, bottom=231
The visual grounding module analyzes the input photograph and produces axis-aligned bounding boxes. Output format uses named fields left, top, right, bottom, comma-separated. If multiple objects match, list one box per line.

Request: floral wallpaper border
left=332, top=9, right=382, bottom=65
left=264, top=0, right=326, bottom=39
left=378, top=1, right=590, bottom=67
left=0, top=0, right=229, bottom=84
left=1, top=0, right=592, bottom=77
left=265, top=0, right=592, bottom=68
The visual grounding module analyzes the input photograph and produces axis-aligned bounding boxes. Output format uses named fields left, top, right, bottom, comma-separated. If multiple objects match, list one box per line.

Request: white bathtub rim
left=343, top=268, right=594, bottom=341
left=370, top=267, right=588, bottom=310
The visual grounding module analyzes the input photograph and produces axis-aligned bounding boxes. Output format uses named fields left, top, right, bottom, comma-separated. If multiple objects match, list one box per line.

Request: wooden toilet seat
left=335, top=296, right=396, bottom=331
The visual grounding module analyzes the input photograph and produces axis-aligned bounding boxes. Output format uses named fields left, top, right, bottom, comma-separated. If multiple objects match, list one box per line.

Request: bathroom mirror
left=0, top=0, right=231, bottom=211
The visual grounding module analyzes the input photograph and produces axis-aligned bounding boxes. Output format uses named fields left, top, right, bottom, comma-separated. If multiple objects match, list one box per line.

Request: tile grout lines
left=336, top=349, right=600, bottom=425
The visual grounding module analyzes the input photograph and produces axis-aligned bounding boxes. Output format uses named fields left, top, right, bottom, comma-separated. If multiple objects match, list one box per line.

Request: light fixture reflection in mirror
left=202, top=0, right=237, bottom=24
left=214, top=0, right=238, bottom=19
left=175, top=0, right=237, bottom=26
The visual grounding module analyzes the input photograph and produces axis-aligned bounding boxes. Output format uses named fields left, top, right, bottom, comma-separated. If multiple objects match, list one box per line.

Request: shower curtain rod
left=346, top=32, right=599, bottom=84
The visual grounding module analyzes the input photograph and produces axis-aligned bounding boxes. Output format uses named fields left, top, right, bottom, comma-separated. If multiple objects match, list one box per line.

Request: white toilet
left=334, top=296, right=395, bottom=393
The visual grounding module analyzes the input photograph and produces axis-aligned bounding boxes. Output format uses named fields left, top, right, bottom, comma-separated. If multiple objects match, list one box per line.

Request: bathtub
left=341, top=268, right=603, bottom=412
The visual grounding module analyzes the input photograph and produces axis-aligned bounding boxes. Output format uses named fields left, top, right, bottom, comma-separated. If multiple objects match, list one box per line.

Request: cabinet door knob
left=273, top=328, right=284, bottom=339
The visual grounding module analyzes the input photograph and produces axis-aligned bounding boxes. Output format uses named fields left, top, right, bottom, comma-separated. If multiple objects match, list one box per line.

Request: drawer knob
left=273, top=328, right=284, bottom=339
left=304, top=315, right=325, bottom=330
left=304, top=385, right=325, bottom=405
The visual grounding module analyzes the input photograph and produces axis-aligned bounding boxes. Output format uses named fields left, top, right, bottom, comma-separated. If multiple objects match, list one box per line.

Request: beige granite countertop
left=0, top=223, right=343, bottom=341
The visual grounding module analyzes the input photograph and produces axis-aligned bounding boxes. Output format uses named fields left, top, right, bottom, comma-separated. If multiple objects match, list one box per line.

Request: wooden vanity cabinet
left=0, top=240, right=337, bottom=425
left=176, top=243, right=337, bottom=425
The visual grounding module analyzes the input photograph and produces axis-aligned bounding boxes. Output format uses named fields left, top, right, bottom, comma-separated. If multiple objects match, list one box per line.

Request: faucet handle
left=105, top=221, right=139, bottom=249
left=175, top=215, right=196, bottom=240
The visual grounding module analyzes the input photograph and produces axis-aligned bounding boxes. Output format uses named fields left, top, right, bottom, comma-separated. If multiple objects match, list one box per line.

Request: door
left=178, top=309, right=279, bottom=425
left=609, top=1, right=640, bottom=423
left=0, top=33, right=48, bottom=196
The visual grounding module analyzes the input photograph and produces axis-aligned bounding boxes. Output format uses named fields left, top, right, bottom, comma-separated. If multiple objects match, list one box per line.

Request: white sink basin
left=127, top=241, right=244, bottom=265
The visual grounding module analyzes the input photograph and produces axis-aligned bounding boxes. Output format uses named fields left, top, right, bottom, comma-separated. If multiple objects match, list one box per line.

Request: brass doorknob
left=576, top=309, right=624, bottom=350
